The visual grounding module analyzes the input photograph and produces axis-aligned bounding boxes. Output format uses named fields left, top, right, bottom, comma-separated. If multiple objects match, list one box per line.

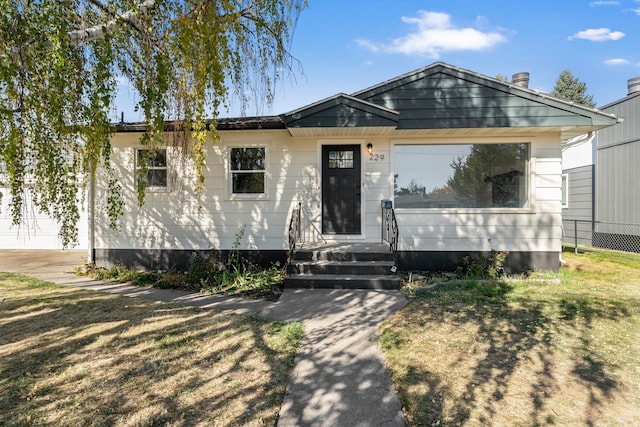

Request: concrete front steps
left=284, top=243, right=401, bottom=290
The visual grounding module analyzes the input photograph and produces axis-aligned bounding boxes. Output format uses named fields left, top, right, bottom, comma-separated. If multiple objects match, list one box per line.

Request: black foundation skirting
left=397, top=251, right=560, bottom=273
left=93, top=248, right=288, bottom=271
left=94, top=248, right=560, bottom=273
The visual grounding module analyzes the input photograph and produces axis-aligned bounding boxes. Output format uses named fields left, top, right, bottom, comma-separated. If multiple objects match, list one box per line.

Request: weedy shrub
left=79, top=225, right=285, bottom=299
left=190, top=249, right=284, bottom=299
left=89, top=264, right=139, bottom=282
left=455, top=249, right=508, bottom=280
left=187, top=251, right=225, bottom=288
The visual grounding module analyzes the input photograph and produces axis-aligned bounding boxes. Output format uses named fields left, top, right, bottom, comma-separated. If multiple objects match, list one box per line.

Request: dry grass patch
left=382, top=247, right=640, bottom=426
left=0, top=273, right=302, bottom=426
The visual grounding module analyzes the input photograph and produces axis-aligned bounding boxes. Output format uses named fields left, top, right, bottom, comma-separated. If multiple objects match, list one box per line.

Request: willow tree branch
left=69, top=0, right=158, bottom=44
left=237, top=7, right=300, bottom=74
left=2, top=0, right=159, bottom=69
left=0, top=106, right=22, bottom=114
left=1, top=0, right=161, bottom=107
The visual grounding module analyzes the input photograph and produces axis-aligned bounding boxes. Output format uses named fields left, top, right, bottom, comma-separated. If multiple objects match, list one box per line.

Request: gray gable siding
left=354, top=67, right=603, bottom=130
left=285, top=94, right=399, bottom=129
left=283, top=63, right=616, bottom=134
left=286, top=103, right=399, bottom=128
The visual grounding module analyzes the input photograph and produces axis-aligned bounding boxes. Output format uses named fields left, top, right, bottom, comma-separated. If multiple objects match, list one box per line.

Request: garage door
left=0, top=188, right=88, bottom=250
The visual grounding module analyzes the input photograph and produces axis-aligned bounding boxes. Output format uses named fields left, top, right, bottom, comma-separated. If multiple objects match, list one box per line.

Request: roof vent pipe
left=628, top=77, right=640, bottom=95
left=511, top=72, right=530, bottom=88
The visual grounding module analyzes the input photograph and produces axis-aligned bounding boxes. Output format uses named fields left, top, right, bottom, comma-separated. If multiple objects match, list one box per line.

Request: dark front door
left=322, top=144, right=361, bottom=234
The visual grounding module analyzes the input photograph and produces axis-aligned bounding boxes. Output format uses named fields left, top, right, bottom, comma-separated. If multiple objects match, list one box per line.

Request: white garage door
left=0, top=188, right=88, bottom=250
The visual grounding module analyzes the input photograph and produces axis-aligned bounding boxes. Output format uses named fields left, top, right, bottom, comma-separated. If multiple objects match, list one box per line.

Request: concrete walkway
left=0, top=250, right=409, bottom=426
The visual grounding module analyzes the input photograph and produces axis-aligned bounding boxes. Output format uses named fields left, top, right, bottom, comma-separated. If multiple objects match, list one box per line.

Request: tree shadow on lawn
left=0, top=274, right=298, bottom=426
left=385, top=280, right=631, bottom=426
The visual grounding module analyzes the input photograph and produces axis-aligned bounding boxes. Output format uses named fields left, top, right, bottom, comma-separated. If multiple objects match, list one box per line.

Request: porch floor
left=296, top=242, right=392, bottom=253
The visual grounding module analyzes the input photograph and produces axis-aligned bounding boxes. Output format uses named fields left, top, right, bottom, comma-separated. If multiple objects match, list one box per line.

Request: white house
left=91, top=62, right=619, bottom=273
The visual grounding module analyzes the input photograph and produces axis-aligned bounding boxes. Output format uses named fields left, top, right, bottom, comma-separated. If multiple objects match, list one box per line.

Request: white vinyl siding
left=97, top=132, right=298, bottom=251
left=396, top=211, right=561, bottom=251
left=95, top=133, right=561, bottom=257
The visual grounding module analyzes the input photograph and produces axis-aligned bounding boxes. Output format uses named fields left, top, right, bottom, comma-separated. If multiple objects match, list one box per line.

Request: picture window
left=394, top=143, right=529, bottom=209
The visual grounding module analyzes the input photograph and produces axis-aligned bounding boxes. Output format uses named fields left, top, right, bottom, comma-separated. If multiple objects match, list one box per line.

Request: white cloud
left=355, top=11, right=507, bottom=58
left=604, top=58, right=630, bottom=65
left=569, top=28, right=625, bottom=41
left=590, top=1, right=620, bottom=6
left=632, top=8, right=640, bottom=15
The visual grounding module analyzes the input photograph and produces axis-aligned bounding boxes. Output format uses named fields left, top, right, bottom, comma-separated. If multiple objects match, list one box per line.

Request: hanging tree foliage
left=0, top=0, right=306, bottom=247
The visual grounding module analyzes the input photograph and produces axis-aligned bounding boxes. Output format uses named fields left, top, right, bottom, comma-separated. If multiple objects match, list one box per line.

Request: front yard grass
left=0, top=273, right=302, bottom=426
left=382, top=247, right=640, bottom=426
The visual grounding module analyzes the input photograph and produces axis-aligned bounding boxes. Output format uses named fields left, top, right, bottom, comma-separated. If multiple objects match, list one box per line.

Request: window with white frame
left=394, top=143, right=529, bottom=209
left=229, top=147, right=266, bottom=195
left=136, top=149, right=168, bottom=189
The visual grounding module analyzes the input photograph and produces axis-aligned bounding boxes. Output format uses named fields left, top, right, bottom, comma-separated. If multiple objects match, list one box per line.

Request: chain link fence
left=563, top=219, right=640, bottom=254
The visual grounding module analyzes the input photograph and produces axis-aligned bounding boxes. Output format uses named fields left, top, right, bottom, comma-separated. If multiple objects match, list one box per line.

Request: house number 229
left=369, top=154, right=385, bottom=161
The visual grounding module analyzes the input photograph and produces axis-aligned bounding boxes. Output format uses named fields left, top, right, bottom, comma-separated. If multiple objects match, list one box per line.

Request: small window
left=230, top=147, right=266, bottom=195
left=561, top=174, right=568, bottom=208
left=137, top=149, right=167, bottom=189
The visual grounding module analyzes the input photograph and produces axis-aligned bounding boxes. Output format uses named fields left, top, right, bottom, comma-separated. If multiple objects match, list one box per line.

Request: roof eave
left=284, top=93, right=400, bottom=123
left=286, top=126, right=398, bottom=137
left=114, top=116, right=285, bottom=133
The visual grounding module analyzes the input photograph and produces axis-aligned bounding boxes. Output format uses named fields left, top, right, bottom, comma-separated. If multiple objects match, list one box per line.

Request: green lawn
left=382, top=247, right=640, bottom=426
left=0, top=274, right=302, bottom=426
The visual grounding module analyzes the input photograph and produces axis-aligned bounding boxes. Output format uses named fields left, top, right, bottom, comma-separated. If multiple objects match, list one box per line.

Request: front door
left=322, top=144, right=361, bottom=234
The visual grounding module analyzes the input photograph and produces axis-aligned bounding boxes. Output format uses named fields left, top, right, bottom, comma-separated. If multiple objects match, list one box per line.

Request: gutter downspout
left=561, top=131, right=594, bottom=150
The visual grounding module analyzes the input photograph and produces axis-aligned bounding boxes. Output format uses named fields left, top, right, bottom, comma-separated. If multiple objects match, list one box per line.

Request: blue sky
left=114, top=0, right=640, bottom=121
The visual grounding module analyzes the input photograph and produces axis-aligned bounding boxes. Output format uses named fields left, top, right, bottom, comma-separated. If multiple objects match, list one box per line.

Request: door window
left=328, top=150, right=354, bottom=169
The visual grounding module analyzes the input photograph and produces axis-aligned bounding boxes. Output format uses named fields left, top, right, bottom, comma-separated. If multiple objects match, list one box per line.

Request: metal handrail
left=287, top=202, right=301, bottom=264
left=381, top=202, right=399, bottom=263
left=299, top=203, right=327, bottom=244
